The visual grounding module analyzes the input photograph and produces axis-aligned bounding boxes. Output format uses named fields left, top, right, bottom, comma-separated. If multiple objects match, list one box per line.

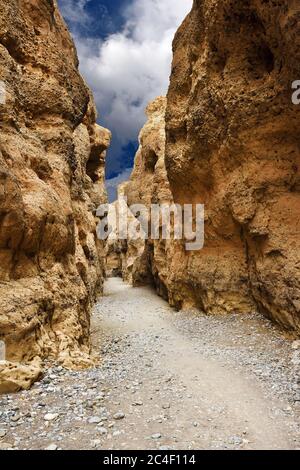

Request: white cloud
left=59, top=0, right=193, bottom=185
left=77, top=0, right=192, bottom=143
left=124, top=0, right=191, bottom=42
left=58, top=0, right=91, bottom=28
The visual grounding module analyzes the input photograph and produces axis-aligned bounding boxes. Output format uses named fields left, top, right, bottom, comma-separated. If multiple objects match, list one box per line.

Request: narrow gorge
left=114, top=0, right=300, bottom=334
left=0, top=0, right=299, bottom=453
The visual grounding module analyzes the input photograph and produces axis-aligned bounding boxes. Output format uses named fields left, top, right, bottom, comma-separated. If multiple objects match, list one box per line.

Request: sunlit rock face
left=124, top=1, right=300, bottom=333
left=164, top=0, right=300, bottom=331
left=123, top=97, right=175, bottom=293
left=0, top=0, right=111, bottom=390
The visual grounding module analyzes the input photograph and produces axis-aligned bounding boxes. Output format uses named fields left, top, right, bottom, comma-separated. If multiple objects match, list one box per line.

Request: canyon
left=0, top=0, right=299, bottom=450
left=117, top=0, right=300, bottom=336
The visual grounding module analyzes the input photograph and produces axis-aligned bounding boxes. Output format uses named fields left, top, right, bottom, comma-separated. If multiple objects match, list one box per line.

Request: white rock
left=98, top=427, right=107, bottom=435
left=45, top=444, right=58, bottom=451
left=44, top=413, right=59, bottom=421
left=0, top=442, right=13, bottom=450
left=91, top=439, right=101, bottom=448
left=113, top=412, right=125, bottom=420
left=88, top=417, right=102, bottom=424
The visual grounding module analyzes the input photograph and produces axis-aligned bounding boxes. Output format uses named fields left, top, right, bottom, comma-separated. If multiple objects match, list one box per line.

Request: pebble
left=283, top=406, right=292, bottom=413
left=11, top=415, right=20, bottom=422
left=113, top=412, right=125, bottom=420
left=98, top=427, right=108, bottom=435
left=44, top=413, right=59, bottom=422
left=45, top=444, right=58, bottom=451
left=162, top=403, right=170, bottom=409
left=91, top=439, right=101, bottom=448
left=0, top=429, right=7, bottom=438
left=151, top=433, right=162, bottom=440
left=88, top=417, right=102, bottom=424
left=0, top=442, right=13, bottom=450
left=229, top=436, right=243, bottom=446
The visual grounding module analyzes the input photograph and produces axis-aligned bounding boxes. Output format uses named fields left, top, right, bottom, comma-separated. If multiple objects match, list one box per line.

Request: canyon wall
left=122, top=0, right=300, bottom=333
left=0, top=0, right=110, bottom=391
left=124, top=98, right=174, bottom=290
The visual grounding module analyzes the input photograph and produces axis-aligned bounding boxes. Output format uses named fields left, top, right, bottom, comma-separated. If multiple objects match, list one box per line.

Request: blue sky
left=58, top=0, right=127, bottom=41
left=57, top=0, right=192, bottom=200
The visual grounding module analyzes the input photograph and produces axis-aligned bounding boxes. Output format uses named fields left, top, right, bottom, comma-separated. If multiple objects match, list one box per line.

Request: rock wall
left=117, top=97, right=173, bottom=292
left=123, top=98, right=172, bottom=289
left=0, top=0, right=111, bottom=391
left=123, top=1, right=300, bottom=334
left=105, top=183, right=150, bottom=285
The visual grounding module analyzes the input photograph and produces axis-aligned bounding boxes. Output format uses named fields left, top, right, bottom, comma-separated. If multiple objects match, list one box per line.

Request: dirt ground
left=0, top=278, right=299, bottom=450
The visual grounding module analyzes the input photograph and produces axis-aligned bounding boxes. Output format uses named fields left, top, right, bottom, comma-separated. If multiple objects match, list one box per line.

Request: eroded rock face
left=123, top=1, right=300, bottom=333
left=124, top=98, right=173, bottom=288
left=165, top=0, right=300, bottom=331
left=126, top=97, right=171, bottom=207
left=0, top=0, right=111, bottom=389
left=114, top=97, right=172, bottom=291
left=105, top=183, right=149, bottom=285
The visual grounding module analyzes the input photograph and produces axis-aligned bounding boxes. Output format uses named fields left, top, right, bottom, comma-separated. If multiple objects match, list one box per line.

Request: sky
left=57, top=0, right=193, bottom=200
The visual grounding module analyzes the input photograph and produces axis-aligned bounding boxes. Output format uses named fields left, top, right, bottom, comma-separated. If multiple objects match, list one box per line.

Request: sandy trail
left=90, top=278, right=300, bottom=450
left=0, top=277, right=299, bottom=450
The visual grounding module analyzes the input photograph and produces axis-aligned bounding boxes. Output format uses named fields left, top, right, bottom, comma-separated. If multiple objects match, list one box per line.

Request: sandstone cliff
left=105, top=97, right=173, bottom=291
left=122, top=1, right=300, bottom=334
left=124, top=97, right=175, bottom=292
left=0, top=0, right=111, bottom=391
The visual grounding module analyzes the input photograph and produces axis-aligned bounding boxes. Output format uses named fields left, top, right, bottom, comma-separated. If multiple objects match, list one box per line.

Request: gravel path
left=0, top=277, right=299, bottom=450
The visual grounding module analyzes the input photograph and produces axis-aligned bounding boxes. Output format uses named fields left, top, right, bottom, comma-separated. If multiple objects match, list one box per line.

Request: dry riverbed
left=0, top=278, right=299, bottom=450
